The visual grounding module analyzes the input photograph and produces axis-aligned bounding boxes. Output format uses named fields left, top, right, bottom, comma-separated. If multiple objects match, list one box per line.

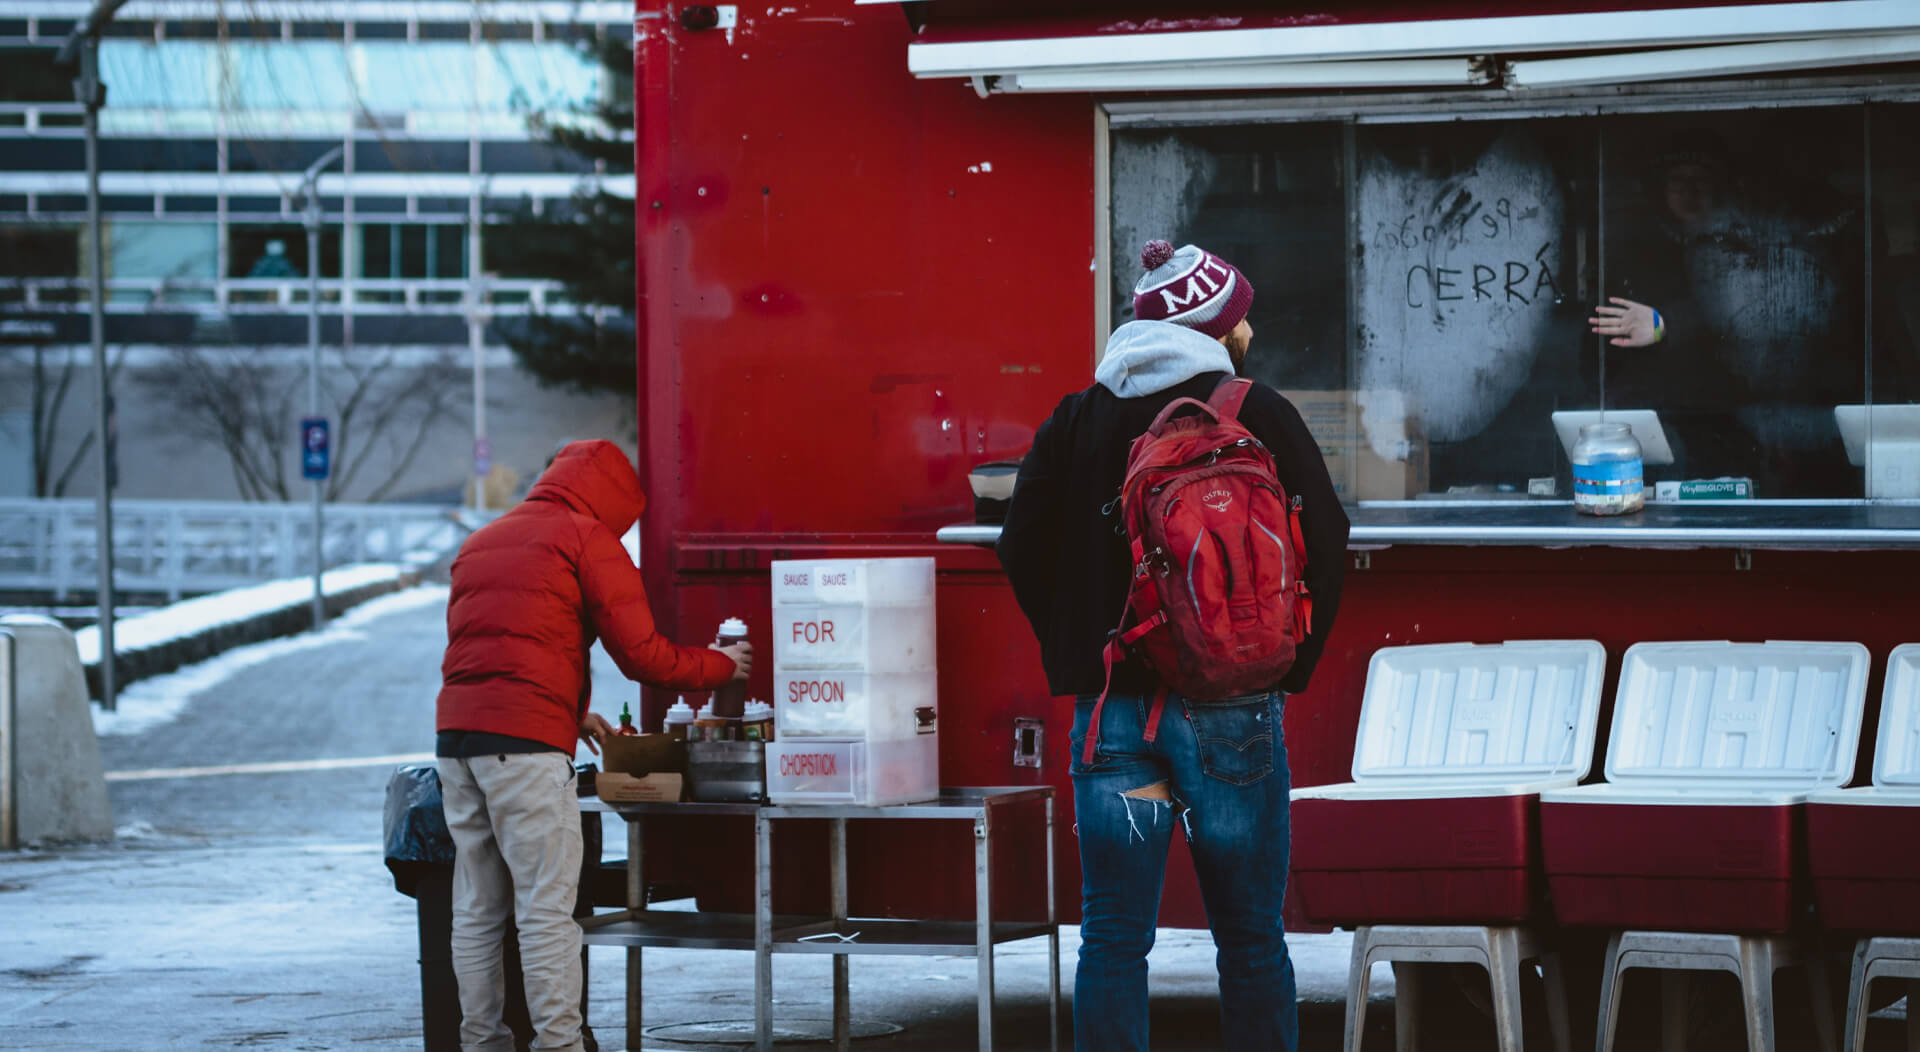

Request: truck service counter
left=940, top=502, right=1920, bottom=552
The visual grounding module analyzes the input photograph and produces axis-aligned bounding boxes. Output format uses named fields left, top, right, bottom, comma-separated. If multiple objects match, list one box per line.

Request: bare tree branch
left=147, top=345, right=462, bottom=504
left=53, top=430, right=94, bottom=497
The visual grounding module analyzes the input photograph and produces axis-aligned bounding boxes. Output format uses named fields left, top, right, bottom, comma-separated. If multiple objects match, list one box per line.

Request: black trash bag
left=384, top=763, right=456, bottom=898
left=383, top=762, right=603, bottom=898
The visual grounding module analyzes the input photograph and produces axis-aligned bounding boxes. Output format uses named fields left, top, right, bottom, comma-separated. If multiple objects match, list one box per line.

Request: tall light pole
left=299, top=146, right=344, bottom=632
left=58, top=0, right=131, bottom=712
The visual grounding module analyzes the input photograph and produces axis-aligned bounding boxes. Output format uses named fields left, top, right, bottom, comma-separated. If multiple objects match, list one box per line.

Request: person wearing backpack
left=998, top=240, right=1349, bottom=1051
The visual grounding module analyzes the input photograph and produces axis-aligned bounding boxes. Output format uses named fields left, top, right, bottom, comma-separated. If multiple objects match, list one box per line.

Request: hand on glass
left=1588, top=296, right=1661, bottom=347
left=578, top=712, right=613, bottom=754
left=714, top=642, right=753, bottom=682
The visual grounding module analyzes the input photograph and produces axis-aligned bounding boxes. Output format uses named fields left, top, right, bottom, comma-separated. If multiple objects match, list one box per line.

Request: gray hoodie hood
left=1094, top=320, right=1235, bottom=398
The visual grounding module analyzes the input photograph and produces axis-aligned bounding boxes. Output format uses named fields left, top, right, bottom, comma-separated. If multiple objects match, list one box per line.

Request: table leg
left=1045, top=795, right=1059, bottom=1052
left=832, top=817, right=849, bottom=1052
left=626, top=816, right=643, bottom=1052
left=755, top=812, right=773, bottom=1052
left=976, top=808, right=995, bottom=1052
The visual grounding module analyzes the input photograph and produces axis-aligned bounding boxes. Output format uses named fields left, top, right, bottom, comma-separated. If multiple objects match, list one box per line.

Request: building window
left=230, top=224, right=342, bottom=280
left=352, top=22, right=410, bottom=41
left=353, top=140, right=471, bottom=175
left=0, top=45, right=65, bottom=102
left=1, top=224, right=78, bottom=278
left=99, top=138, right=219, bottom=173
left=162, top=21, right=222, bottom=41
left=229, top=139, right=351, bottom=175
left=1112, top=102, right=1920, bottom=502
left=108, top=220, right=217, bottom=304
left=359, top=223, right=467, bottom=281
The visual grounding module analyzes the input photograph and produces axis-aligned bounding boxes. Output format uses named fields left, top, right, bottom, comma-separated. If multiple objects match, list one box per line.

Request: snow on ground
left=73, top=563, right=409, bottom=666
left=92, top=584, right=449, bottom=737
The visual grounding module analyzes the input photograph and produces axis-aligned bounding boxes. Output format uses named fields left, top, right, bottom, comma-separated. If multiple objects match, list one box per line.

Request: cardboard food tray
left=596, top=772, right=684, bottom=803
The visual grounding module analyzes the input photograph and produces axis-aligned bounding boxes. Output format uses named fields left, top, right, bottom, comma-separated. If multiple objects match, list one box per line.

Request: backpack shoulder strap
left=1208, top=377, right=1253, bottom=424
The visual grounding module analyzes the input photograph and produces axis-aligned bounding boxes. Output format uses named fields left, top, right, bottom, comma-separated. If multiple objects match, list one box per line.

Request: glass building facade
left=0, top=1, right=631, bottom=349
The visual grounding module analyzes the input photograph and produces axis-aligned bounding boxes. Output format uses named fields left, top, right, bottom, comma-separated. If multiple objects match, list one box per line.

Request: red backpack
left=1085, top=378, right=1312, bottom=763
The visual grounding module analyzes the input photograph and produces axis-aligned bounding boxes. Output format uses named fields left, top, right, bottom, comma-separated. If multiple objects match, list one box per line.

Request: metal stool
left=1843, top=937, right=1920, bottom=1052
left=1596, top=931, right=1838, bottom=1052
left=1344, top=925, right=1572, bottom=1052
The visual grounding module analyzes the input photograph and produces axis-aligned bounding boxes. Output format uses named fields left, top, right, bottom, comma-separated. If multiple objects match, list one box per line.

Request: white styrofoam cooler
left=1545, top=640, right=1870, bottom=804
left=1299, top=639, right=1608, bottom=797
left=1290, top=640, right=1606, bottom=925
left=1541, top=640, right=1871, bottom=932
left=1807, top=643, right=1920, bottom=932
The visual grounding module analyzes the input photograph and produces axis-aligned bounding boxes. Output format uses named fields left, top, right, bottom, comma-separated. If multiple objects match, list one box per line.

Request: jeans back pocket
left=1190, top=696, right=1275, bottom=786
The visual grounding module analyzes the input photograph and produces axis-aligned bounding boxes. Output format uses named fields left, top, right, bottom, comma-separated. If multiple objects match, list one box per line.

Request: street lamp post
left=58, top=0, right=130, bottom=712
left=299, top=146, right=344, bottom=632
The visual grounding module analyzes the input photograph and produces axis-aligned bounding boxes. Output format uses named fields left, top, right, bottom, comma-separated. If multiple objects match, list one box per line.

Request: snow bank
left=93, top=585, right=448, bottom=737
left=75, top=563, right=420, bottom=699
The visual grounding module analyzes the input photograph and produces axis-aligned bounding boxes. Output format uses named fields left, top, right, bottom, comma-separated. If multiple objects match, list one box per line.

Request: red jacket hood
left=524, top=440, right=645, bottom=532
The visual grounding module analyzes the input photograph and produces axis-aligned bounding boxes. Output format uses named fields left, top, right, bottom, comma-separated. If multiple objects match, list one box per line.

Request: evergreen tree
left=491, top=37, right=637, bottom=398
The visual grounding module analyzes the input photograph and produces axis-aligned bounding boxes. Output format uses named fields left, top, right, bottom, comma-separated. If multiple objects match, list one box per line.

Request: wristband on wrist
left=1652, top=308, right=1666, bottom=343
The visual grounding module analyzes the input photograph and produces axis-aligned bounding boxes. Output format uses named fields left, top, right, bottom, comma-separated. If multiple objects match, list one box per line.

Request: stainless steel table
left=582, top=786, right=1058, bottom=1052
left=577, top=798, right=764, bottom=1052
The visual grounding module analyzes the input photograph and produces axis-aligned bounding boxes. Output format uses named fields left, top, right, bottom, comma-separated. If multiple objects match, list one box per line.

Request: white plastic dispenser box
left=768, top=558, right=939, bottom=805
left=764, top=736, right=941, bottom=806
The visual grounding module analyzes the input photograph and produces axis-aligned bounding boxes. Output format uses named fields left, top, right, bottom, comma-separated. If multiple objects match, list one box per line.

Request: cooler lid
left=1603, top=640, right=1870, bottom=791
left=1351, top=640, right=1607, bottom=786
left=1875, top=644, right=1920, bottom=789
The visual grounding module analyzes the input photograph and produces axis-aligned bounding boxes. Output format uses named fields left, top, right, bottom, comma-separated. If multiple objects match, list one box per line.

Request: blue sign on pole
left=301, top=417, right=330, bottom=480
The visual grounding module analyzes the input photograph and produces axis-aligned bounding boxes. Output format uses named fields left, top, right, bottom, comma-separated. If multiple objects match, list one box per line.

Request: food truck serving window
left=1108, top=101, right=1920, bottom=505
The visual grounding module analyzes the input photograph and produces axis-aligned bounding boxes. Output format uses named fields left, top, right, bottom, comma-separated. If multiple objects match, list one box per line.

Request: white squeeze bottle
left=663, top=697, right=695, bottom=741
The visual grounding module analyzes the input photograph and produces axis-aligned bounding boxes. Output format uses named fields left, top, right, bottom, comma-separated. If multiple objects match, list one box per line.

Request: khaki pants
left=438, top=753, right=585, bottom=1052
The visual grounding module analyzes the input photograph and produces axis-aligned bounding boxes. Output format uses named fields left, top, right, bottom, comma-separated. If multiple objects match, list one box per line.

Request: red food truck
left=628, top=0, right=1920, bottom=939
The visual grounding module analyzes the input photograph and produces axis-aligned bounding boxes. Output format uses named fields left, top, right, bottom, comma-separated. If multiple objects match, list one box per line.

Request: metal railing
left=0, top=277, right=573, bottom=316
left=0, top=498, right=468, bottom=601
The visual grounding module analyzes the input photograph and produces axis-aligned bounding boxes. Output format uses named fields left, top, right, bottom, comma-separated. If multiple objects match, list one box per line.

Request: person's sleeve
left=577, top=522, right=736, bottom=692
left=1245, top=387, right=1350, bottom=694
left=995, top=403, right=1067, bottom=648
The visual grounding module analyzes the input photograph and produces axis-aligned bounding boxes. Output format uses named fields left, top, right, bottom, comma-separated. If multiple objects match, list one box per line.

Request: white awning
left=905, top=1, right=1920, bottom=94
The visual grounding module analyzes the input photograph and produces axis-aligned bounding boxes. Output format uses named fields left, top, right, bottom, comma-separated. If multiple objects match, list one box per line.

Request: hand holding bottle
left=713, top=642, right=754, bottom=682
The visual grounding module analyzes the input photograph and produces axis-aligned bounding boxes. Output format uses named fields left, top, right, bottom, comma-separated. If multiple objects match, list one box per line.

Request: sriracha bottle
left=616, top=701, right=641, bottom=736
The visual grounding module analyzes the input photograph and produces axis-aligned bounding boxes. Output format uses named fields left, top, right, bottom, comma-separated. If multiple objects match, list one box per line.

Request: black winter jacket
left=998, top=348, right=1350, bottom=699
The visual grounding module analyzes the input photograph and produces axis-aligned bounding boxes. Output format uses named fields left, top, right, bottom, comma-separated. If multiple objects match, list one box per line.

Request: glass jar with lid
left=1571, top=421, right=1645, bottom=516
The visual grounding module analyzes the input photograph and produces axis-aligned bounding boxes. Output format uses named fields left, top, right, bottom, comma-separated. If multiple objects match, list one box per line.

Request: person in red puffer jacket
left=435, top=438, right=749, bottom=1052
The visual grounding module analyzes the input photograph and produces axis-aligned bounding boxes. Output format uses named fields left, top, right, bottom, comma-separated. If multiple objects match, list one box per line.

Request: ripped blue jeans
left=1069, top=689, right=1296, bottom=1052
